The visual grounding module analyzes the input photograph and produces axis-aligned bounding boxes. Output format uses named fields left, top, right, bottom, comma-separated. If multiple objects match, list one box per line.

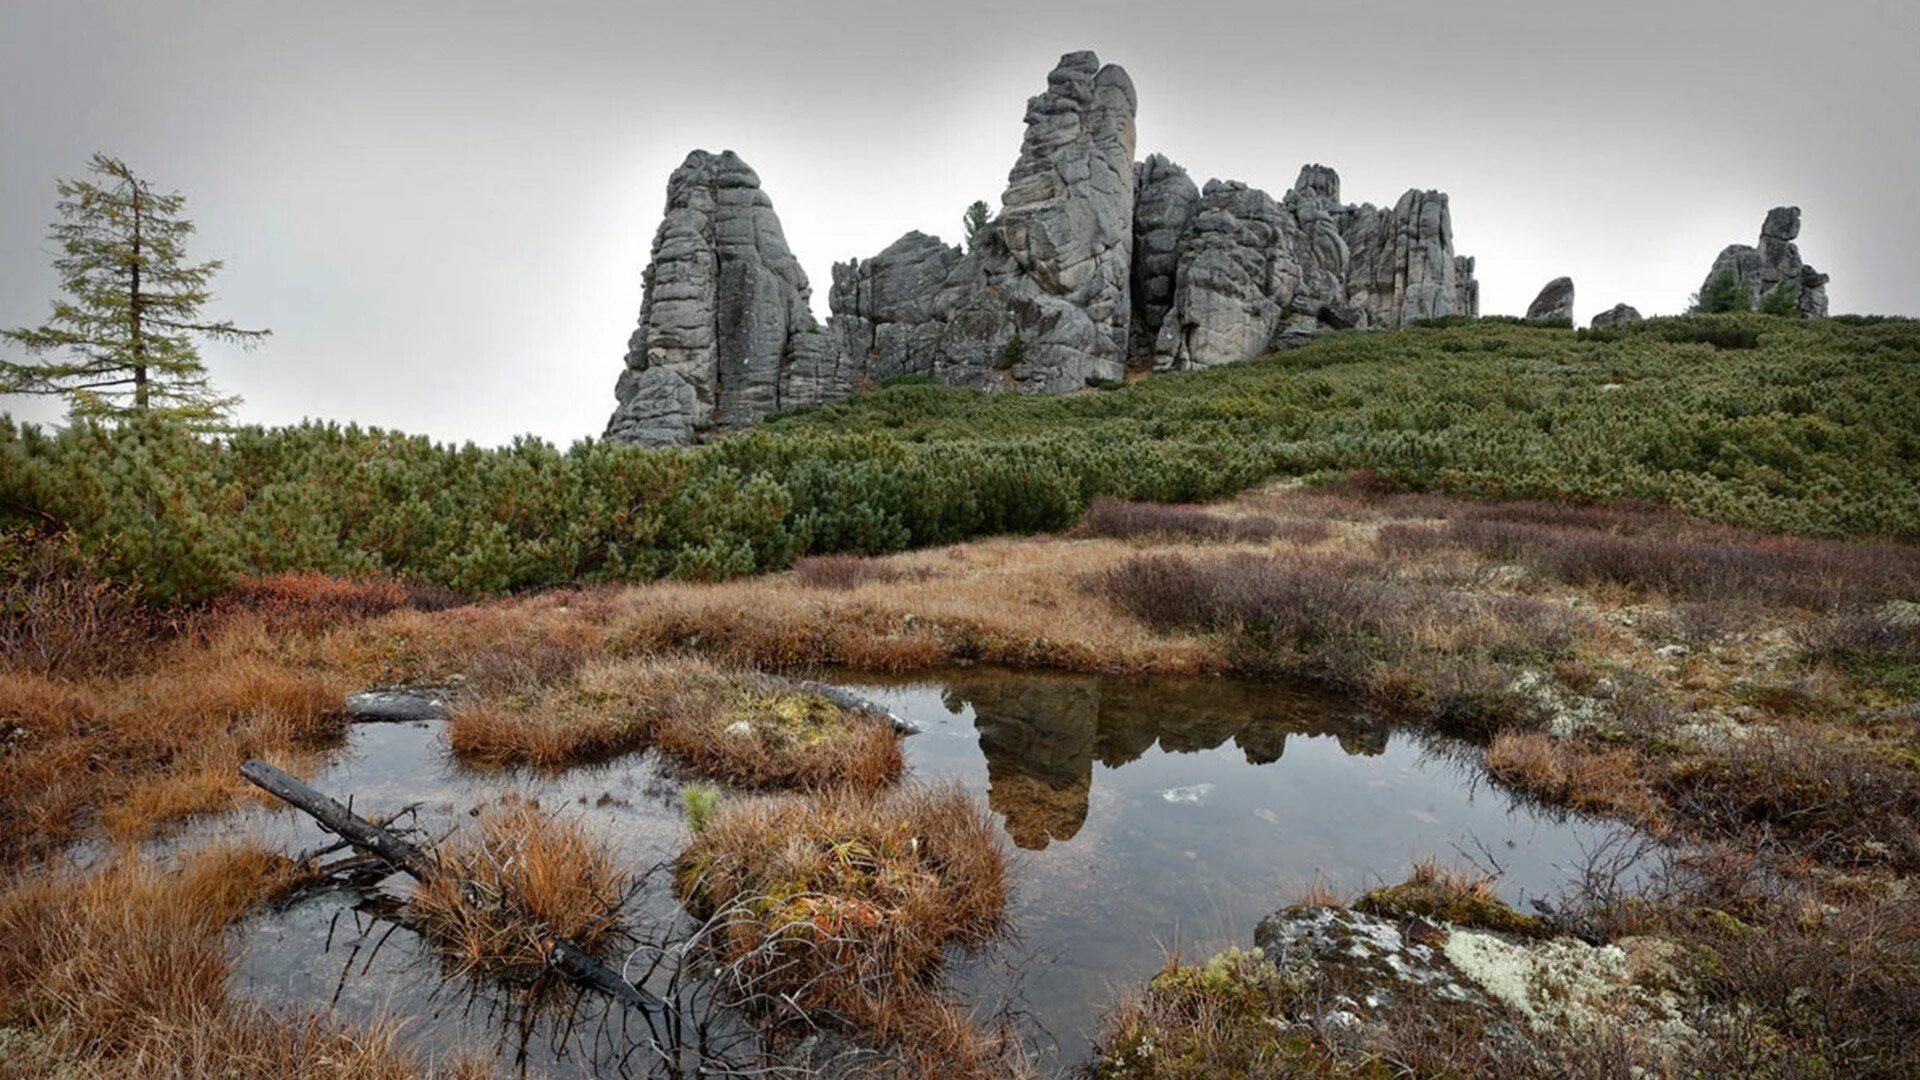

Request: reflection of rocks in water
left=938, top=670, right=1384, bottom=850
left=956, top=673, right=1100, bottom=850
left=1094, top=677, right=1386, bottom=766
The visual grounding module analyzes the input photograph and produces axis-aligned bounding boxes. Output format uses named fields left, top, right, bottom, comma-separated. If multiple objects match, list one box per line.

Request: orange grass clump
left=1484, top=731, right=1661, bottom=824
left=0, top=842, right=480, bottom=1078
left=647, top=671, right=903, bottom=793
left=409, top=799, right=632, bottom=982
left=449, top=655, right=904, bottom=790
left=676, top=784, right=1008, bottom=1053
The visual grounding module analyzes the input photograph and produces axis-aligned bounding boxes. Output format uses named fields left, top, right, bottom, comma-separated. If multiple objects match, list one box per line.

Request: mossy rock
left=1354, top=881, right=1551, bottom=938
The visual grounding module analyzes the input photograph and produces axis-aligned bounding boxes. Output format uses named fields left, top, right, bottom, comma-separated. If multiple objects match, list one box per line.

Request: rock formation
left=1151, top=168, right=1480, bottom=371
left=829, top=50, right=1138, bottom=393
left=606, top=150, right=847, bottom=447
left=1590, top=303, right=1642, bottom=329
left=1526, top=277, right=1576, bottom=323
left=607, top=52, right=1482, bottom=444
left=1701, top=207, right=1829, bottom=317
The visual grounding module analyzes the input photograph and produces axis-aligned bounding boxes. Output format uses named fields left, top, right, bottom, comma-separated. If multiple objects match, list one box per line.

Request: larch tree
left=2, top=153, right=267, bottom=427
left=962, top=199, right=993, bottom=251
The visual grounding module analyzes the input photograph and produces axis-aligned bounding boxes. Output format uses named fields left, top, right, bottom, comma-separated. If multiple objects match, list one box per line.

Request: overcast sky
left=3, top=0, right=1915, bottom=445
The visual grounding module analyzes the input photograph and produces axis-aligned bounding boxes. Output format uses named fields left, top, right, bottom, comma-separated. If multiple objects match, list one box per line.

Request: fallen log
left=240, top=759, right=665, bottom=1015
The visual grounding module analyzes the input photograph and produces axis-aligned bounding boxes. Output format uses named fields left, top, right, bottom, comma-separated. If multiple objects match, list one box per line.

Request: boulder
left=1526, top=277, right=1576, bottom=323
left=1701, top=206, right=1829, bottom=317
left=605, top=150, right=831, bottom=445
left=1590, top=303, right=1643, bottom=329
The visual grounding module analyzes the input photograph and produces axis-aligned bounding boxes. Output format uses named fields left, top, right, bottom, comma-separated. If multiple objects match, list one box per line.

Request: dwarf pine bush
left=3, top=315, right=1916, bottom=602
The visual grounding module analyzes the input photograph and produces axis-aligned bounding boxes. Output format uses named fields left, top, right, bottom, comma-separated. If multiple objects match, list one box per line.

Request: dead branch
left=239, top=758, right=667, bottom=1017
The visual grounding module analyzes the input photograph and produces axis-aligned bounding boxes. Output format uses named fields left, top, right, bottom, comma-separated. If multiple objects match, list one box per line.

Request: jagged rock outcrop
left=827, top=231, right=978, bottom=385
left=1702, top=207, right=1829, bottom=317
left=607, top=53, right=1484, bottom=444
left=1152, top=166, right=1480, bottom=370
left=1591, top=303, right=1642, bottom=329
left=605, top=150, right=843, bottom=446
left=1526, top=277, right=1575, bottom=323
left=820, top=51, right=1138, bottom=394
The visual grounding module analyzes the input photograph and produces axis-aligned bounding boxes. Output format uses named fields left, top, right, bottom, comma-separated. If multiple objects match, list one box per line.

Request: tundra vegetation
left=1, top=314, right=1917, bottom=1076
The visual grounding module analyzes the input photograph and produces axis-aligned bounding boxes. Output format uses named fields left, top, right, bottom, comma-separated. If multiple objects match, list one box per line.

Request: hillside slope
left=4, top=314, right=1915, bottom=600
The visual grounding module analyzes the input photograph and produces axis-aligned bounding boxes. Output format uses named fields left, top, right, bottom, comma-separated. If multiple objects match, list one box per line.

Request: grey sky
left=3, top=0, right=1915, bottom=446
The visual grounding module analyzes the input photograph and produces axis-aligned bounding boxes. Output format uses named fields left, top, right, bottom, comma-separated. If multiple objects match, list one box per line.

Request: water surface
left=201, top=668, right=1627, bottom=1072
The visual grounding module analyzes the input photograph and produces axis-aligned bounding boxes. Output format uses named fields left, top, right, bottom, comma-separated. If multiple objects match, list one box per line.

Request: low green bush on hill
left=2, top=314, right=1915, bottom=602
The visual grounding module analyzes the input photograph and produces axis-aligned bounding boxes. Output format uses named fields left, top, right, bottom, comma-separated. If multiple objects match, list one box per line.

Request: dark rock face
left=1591, top=303, right=1643, bottom=329
left=1526, top=277, right=1576, bottom=323
left=1130, top=154, right=1201, bottom=356
left=1702, top=206, right=1830, bottom=317
left=606, top=53, right=1484, bottom=444
left=605, top=150, right=842, bottom=446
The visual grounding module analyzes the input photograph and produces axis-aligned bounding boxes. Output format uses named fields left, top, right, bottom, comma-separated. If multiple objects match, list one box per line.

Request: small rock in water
left=1161, top=783, right=1216, bottom=805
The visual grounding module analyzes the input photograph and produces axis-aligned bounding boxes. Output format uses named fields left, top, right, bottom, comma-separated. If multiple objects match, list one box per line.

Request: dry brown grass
left=0, top=842, right=480, bottom=1078
left=448, top=655, right=904, bottom=789
left=0, top=650, right=351, bottom=869
left=647, top=668, right=904, bottom=792
left=409, top=798, right=632, bottom=982
left=1485, top=731, right=1662, bottom=824
left=677, top=783, right=1011, bottom=1069
left=447, top=655, right=662, bottom=768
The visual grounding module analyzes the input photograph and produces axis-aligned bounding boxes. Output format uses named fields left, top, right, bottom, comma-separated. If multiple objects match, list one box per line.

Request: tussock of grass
left=446, top=656, right=661, bottom=768
left=0, top=653, right=349, bottom=868
left=0, top=843, right=477, bottom=1078
left=1485, top=731, right=1660, bottom=823
left=409, top=799, right=631, bottom=982
left=650, top=677, right=903, bottom=793
left=448, top=655, right=904, bottom=789
left=676, top=784, right=1009, bottom=1064
left=1354, top=858, right=1550, bottom=938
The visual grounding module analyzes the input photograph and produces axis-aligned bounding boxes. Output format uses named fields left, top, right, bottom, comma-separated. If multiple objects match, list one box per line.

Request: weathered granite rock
left=824, top=51, right=1140, bottom=393
left=984, top=50, right=1137, bottom=386
left=827, top=231, right=978, bottom=385
left=1154, top=179, right=1301, bottom=370
left=609, top=53, right=1490, bottom=440
left=1590, top=303, right=1643, bottom=329
left=606, top=150, right=835, bottom=445
left=1526, top=277, right=1576, bottom=323
left=1345, top=189, right=1477, bottom=329
left=1151, top=165, right=1478, bottom=370
left=1130, top=154, right=1200, bottom=354
left=1701, top=206, right=1829, bottom=317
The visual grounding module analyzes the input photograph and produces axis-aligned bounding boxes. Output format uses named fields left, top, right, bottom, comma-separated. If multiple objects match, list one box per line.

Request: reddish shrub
left=201, top=571, right=467, bottom=635
left=0, top=531, right=159, bottom=676
left=1443, top=519, right=1920, bottom=608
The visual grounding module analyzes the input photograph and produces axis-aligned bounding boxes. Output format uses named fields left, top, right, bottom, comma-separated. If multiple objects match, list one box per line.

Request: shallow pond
left=197, top=668, right=1631, bottom=1074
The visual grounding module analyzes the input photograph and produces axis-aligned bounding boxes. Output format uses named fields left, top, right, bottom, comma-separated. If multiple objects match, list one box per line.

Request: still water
left=205, top=668, right=1627, bottom=1073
